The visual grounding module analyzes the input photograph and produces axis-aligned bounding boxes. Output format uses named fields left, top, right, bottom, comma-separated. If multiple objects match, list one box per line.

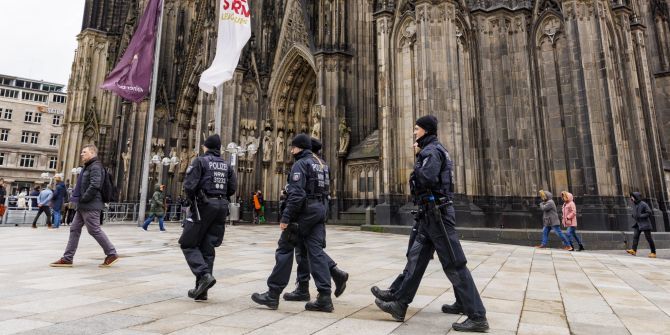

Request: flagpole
left=215, top=85, right=223, bottom=136
left=138, top=0, right=165, bottom=226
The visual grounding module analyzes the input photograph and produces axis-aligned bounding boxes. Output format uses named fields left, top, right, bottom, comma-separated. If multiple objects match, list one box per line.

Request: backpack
left=101, top=167, right=118, bottom=203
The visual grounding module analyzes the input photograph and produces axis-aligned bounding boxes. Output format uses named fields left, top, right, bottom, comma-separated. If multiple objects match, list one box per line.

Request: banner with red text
left=198, top=0, right=251, bottom=93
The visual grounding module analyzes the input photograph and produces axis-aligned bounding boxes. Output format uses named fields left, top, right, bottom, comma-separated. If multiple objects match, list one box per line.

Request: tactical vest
left=200, top=155, right=229, bottom=196
left=435, top=143, right=454, bottom=198
left=306, top=155, right=327, bottom=198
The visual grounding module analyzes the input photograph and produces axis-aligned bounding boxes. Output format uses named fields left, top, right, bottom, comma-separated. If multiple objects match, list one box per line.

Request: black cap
left=203, top=134, right=221, bottom=150
left=415, top=115, right=438, bottom=135
left=311, top=138, right=322, bottom=153
left=291, top=133, right=312, bottom=150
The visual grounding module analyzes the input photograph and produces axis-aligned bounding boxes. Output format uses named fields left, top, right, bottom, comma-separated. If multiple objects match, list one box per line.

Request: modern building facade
left=61, top=0, right=670, bottom=230
left=0, top=74, right=66, bottom=195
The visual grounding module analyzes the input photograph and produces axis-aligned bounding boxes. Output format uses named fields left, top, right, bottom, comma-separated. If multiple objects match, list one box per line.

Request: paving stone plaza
left=0, top=224, right=668, bottom=335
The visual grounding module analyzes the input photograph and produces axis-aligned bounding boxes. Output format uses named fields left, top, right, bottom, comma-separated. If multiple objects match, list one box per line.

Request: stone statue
left=311, top=106, right=322, bottom=139
left=239, top=129, right=248, bottom=150
left=179, top=147, right=189, bottom=174
left=262, top=130, right=273, bottom=162
left=188, top=148, right=197, bottom=167
left=121, top=139, right=131, bottom=174
left=168, top=148, right=177, bottom=173
left=338, top=118, right=351, bottom=154
left=276, top=131, right=285, bottom=162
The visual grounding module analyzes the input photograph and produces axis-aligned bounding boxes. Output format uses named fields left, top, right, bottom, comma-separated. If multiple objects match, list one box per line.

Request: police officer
left=180, top=134, right=236, bottom=301
left=252, top=134, right=334, bottom=312
left=283, top=138, right=349, bottom=302
left=373, top=116, right=488, bottom=332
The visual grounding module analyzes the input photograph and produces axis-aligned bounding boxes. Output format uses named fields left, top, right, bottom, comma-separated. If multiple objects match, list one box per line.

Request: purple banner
left=100, top=0, right=162, bottom=102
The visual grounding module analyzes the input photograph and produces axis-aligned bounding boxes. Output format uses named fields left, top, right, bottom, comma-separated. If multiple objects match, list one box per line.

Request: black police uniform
left=253, top=144, right=333, bottom=311
left=179, top=143, right=236, bottom=300
left=287, top=150, right=348, bottom=300
left=375, top=134, right=487, bottom=327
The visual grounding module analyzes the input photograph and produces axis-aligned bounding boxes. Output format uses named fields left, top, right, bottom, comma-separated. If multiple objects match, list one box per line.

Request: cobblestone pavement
left=1, top=224, right=669, bottom=335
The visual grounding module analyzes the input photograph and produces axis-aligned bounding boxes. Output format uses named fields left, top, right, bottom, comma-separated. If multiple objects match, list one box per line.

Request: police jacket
left=78, top=157, right=105, bottom=211
left=410, top=134, right=454, bottom=202
left=184, top=149, right=236, bottom=201
left=280, top=149, right=327, bottom=224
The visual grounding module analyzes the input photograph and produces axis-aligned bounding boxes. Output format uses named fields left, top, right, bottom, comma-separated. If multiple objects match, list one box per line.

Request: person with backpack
left=50, top=144, right=118, bottom=267
left=626, top=192, right=657, bottom=258
left=142, top=184, right=166, bottom=231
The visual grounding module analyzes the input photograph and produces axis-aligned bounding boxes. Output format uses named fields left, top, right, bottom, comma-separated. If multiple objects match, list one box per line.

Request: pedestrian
left=253, top=191, right=261, bottom=224
left=51, top=176, right=67, bottom=229
left=30, top=186, right=40, bottom=209
left=561, top=191, right=584, bottom=251
left=252, top=133, right=336, bottom=313
left=179, top=134, right=236, bottom=301
left=372, top=115, right=488, bottom=332
left=32, top=184, right=53, bottom=229
left=142, top=184, right=166, bottom=231
left=626, top=192, right=657, bottom=258
left=0, top=178, right=7, bottom=218
left=535, top=190, right=573, bottom=251
left=283, top=138, right=349, bottom=303
left=49, top=144, right=119, bottom=267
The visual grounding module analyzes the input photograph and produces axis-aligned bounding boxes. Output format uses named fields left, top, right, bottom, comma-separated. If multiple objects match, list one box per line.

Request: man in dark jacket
left=30, top=186, right=40, bottom=209
left=50, top=144, right=118, bottom=267
left=373, top=115, right=488, bottom=332
left=626, top=192, right=657, bottom=258
left=51, top=176, right=67, bottom=229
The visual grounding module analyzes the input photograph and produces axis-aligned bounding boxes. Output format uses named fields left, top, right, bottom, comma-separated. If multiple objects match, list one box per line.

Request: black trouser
left=393, top=205, right=486, bottom=319
left=632, top=227, right=656, bottom=253
left=295, top=239, right=337, bottom=283
left=180, top=199, right=229, bottom=278
left=268, top=200, right=331, bottom=295
left=32, top=206, right=52, bottom=226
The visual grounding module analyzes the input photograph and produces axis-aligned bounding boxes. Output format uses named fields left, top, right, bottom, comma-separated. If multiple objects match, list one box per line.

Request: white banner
left=198, top=0, right=251, bottom=93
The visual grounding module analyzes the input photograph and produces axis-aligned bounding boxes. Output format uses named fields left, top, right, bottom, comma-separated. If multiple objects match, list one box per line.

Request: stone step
left=360, top=225, right=670, bottom=250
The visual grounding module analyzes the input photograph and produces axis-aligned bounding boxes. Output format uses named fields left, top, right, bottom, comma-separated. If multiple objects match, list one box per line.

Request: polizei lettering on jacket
left=209, top=162, right=228, bottom=190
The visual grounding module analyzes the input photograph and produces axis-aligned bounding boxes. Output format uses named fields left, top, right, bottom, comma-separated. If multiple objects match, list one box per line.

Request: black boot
left=578, top=244, right=585, bottom=251
left=371, top=286, right=395, bottom=302
left=283, top=281, right=310, bottom=301
left=251, top=290, right=280, bottom=310
left=331, top=266, right=349, bottom=297
left=191, top=273, right=216, bottom=299
left=452, top=317, right=489, bottom=332
left=188, top=277, right=208, bottom=301
left=305, top=293, right=334, bottom=312
left=441, top=303, right=464, bottom=314
left=374, top=298, right=407, bottom=322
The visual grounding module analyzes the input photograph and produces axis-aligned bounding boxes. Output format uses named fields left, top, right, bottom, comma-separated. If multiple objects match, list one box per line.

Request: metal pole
left=214, top=84, right=223, bottom=136
left=138, top=0, right=165, bottom=226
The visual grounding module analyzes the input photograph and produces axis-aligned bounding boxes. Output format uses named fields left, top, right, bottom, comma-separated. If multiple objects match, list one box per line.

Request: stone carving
left=310, top=105, right=322, bottom=139
left=276, top=130, right=285, bottom=162
left=262, top=130, right=273, bottom=162
left=338, top=118, right=351, bottom=154
left=179, top=147, right=189, bottom=174
left=542, top=17, right=562, bottom=45
left=168, top=148, right=178, bottom=173
left=121, top=139, right=131, bottom=174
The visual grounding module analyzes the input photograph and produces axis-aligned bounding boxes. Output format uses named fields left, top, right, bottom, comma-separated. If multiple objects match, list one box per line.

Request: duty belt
left=206, top=194, right=226, bottom=199
left=417, top=194, right=453, bottom=207
left=306, top=194, right=324, bottom=200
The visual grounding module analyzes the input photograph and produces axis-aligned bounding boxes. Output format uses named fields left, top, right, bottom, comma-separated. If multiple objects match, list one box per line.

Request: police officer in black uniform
left=373, top=116, right=488, bottom=332
left=180, top=134, right=236, bottom=301
left=252, top=134, right=334, bottom=312
left=283, top=138, right=349, bottom=302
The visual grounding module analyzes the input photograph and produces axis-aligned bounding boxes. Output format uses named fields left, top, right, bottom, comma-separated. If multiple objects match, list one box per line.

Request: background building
left=61, top=0, right=670, bottom=230
left=0, top=74, right=66, bottom=195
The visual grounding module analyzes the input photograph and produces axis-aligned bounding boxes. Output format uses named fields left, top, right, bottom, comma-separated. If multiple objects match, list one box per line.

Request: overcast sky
left=0, top=1, right=85, bottom=88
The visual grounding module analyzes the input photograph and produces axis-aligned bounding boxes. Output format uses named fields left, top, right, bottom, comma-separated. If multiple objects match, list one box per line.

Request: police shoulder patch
left=292, top=172, right=301, bottom=181
left=186, top=165, right=194, bottom=174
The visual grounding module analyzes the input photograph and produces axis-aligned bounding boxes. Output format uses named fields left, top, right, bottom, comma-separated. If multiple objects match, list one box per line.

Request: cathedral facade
left=60, top=0, right=670, bottom=230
